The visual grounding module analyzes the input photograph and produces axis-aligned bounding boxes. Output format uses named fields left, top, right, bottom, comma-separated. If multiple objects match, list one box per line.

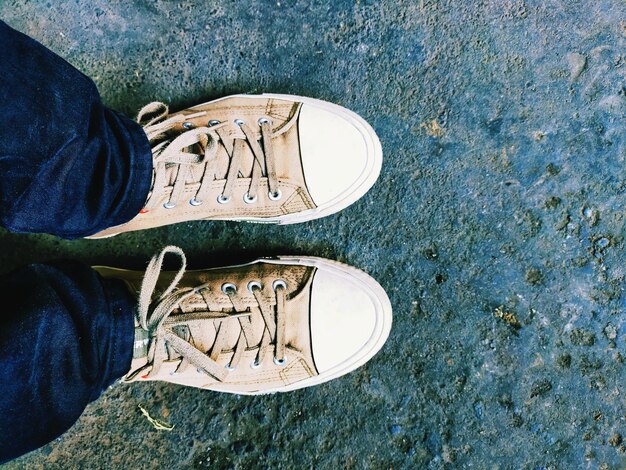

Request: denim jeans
left=0, top=20, right=152, bottom=239
left=0, top=20, right=149, bottom=463
left=0, top=262, right=136, bottom=464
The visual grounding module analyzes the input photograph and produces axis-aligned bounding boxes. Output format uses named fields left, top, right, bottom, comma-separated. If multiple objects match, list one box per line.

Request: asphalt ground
left=1, top=1, right=626, bottom=468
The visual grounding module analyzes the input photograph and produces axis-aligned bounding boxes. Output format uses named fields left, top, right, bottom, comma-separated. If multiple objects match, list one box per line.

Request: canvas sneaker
left=94, top=246, right=392, bottom=395
left=89, top=94, right=383, bottom=238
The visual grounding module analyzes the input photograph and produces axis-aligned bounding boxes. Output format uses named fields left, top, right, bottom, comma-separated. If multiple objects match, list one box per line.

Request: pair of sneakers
left=95, top=94, right=392, bottom=395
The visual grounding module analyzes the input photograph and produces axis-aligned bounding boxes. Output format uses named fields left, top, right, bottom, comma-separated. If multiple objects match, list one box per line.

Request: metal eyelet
left=221, top=282, right=237, bottom=295
left=189, top=197, right=203, bottom=206
left=250, top=360, right=261, bottom=369
left=234, top=119, right=245, bottom=126
left=273, top=356, right=287, bottom=366
left=208, top=119, right=221, bottom=126
left=182, top=122, right=194, bottom=130
left=163, top=202, right=177, bottom=209
left=247, top=280, right=262, bottom=292
left=272, top=279, right=287, bottom=291
left=243, top=192, right=257, bottom=204
left=258, top=117, right=272, bottom=125
left=225, top=364, right=236, bottom=372
left=217, top=194, right=231, bottom=204
left=268, top=189, right=282, bottom=201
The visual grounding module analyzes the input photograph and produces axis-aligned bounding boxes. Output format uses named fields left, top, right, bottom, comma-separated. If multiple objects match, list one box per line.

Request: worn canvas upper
left=96, top=250, right=319, bottom=394
left=92, top=96, right=317, bottom=237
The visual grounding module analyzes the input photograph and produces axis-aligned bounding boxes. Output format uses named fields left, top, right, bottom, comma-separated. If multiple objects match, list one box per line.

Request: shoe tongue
left=176, top=311, right=266, bottom=354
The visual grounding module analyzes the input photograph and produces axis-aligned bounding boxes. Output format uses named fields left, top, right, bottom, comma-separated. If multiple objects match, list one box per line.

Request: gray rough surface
left=1, top=0, right=626, bottom=468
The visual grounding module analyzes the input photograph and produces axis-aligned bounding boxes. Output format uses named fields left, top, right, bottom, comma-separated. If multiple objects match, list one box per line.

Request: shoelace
left=126, top=246, right=287, bottom=382
left=137, top=102, right=281, bottom=212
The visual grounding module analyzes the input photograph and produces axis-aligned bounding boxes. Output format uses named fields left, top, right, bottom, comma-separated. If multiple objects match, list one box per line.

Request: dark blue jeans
left=0, top=20, right=152, bottom=238
left=0, top=20, right=150, bottom=463
left=0, top=263, right=136, bottom=464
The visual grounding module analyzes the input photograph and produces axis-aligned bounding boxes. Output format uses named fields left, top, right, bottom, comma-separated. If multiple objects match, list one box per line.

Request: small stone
left=442, top=445, right=454, bottom=463
left=544, top=196, right=561, bottom=209
left=595, top=237, right=610, bottom=250
left=581, top=207, right=599, bottom=226
left=474, top=401, right=484, bottom=419
left=557, top=353, right=572, bottom=368
left=525, top=268, right=543, bottom=285
left=593, top=375, right=607, bottom=391
left=598, top=95, right=625, bottom=115
left=546, top=163, right=560, bottom=175
left=609, top=433, right=622, bottom=447
left=422, top=246, right=438, bottom=260
left=566, top=52, right=587, bottom=80
left=603, top=323, right=617, bottom=341
left=570, top=328, right=596, bottom=346
left=411, top=300, right=422, bottom=317
left=530, top=379, right=552, bottom=398
left=420, top=119, right=445, bottom=138
left=494, top=306, right=521, bottom=329
left=555, top=213, right=570, bottom=231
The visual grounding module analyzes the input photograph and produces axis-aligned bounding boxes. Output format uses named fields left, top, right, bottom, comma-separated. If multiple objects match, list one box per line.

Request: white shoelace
left=136, top=103, right=280, bottom=212
left=125, top=246, right=288, bottom=382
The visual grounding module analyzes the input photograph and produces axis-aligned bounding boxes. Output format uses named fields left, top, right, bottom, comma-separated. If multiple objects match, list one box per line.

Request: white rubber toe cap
left=309, top=260, right=392, bottom=375
left=296, top=98, right=383, bottom=212
left=299, top=104, right=366, bottom=206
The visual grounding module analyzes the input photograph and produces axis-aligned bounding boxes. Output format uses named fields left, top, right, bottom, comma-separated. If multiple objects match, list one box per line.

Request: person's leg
left=0, top=261, right=135, bottom=464
left=0, top=20, right=152, bottom=238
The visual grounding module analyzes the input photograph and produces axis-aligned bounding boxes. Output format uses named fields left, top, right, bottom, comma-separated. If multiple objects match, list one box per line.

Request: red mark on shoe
left=139, top=209, right=150, bottom=214
left=141, top=374, right=149, bottom=379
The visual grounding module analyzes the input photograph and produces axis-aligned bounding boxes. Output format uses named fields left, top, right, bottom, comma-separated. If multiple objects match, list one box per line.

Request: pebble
left=474, top=401, right=484, bottom=419
left=595, top=237, right=610, bottom=250
left=566, top=52, right=587, bottom=80
left=603, top=323, right=617, bottom=341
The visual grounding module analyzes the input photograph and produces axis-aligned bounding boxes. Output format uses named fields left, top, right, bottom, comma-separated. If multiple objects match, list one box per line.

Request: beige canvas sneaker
left=94, top=246, right=392, bottom=395
left=90, top=94, right=383, bottom=238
